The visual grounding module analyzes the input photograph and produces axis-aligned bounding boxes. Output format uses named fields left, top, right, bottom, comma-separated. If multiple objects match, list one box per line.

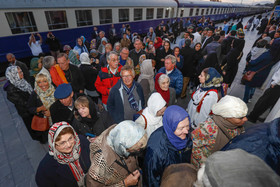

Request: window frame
left=45, top=10, right=68, bottom=30
left=75, top=10, right=93, bottom=27
left=119, top=9, right=129, bottom=23
left=146, top=8, right=154, bottom=20
left=134, top=8, right=143, bottom=21
left=99, top=9, right=112, bottom=24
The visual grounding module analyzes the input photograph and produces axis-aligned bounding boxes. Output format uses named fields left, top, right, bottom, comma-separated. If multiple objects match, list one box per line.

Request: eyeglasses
left=55, top=135, right=75, bottom=148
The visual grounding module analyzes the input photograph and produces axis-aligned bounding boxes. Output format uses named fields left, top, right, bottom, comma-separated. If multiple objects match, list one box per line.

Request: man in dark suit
left=201, top=30, right=214, bottom=50
left=91, top=26, right=99, bottom=40
left=6, top=53, right=30, bottom=83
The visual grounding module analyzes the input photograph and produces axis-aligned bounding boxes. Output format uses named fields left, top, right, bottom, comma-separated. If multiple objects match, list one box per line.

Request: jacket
left=157, top=67, right=183, bottom=96
left=86, top=125, right=141, bottom=187
left=155, top=48, right=173, bottom=71
left=79, top=63, right=100, bottom=92
left=35, top=135, right=91, bottom=187
left=107, top=80, right=145, bottom=123
left=94, top=65, right=122, bottom=104
left=222, top=117, right=280, bottom=175
left=129, top=49, right=146, bottom=67
left=144, top=127, right=192, bottom=187
left=50, top=100, right=74, bottom=124
left=180, top=46, right=195, bottom=77
left=65, top=64, right=85, bottom=94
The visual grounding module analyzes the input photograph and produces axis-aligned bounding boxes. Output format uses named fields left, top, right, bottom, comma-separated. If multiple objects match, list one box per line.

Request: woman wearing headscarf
left=191, top=95, right=248, bottom=169
left=4, top=66, right=35, bottom=139
left=72, top=96, right=114, bottom=139
left=97, top=37, right=108, bottom=55
left=154, top=37, right=162, bottom=50
left=154, top=73, right=176, bottom=106
left=36, top=122, right=91, bottom=187
left=113, top=42, right=121, bottom=55
left=187, top=67, right=223, bottom=129
left=243, top=38, right=280, bottom=103
left=30, top=56, right=43, bottom=86
left=222, top=38, right=244, bottom=87
left=144, top=105, right=192, bottom=187
left=137, top=59, right=155, bottom=104
left=86, top=121, right=147, bottom=186
left=28, top=73, right=55, bottom=143
left=135, top=92, right=167, bottom=138
left=80, top=35, right=90, bottom=52
left=156, top=40, right=173, bottom=71
left=74, top=37, right=89, bottom=55
left=193, top=43, right=204, bottom=87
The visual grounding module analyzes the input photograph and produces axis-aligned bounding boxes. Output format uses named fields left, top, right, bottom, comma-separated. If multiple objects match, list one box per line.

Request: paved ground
left=0, top=13, right=270, bottom=186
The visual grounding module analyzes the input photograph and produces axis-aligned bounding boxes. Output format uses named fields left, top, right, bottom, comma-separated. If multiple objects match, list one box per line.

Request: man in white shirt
left=28, top=33, right=43, bottom=56
left=193, top=27, right=203, bottom=46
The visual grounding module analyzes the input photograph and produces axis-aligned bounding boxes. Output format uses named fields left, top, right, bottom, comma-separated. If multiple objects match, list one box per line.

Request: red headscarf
left=155, top=73, right=170, bottom=105
left=154, top=37, right=162, bottom=50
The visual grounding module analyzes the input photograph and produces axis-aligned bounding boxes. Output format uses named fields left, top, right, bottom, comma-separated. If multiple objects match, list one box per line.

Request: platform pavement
left=0, top=13, right=271, bottom=186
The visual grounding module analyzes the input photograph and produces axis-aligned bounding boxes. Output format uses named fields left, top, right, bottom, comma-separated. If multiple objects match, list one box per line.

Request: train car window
left=146, top=8, right=154, bottom=20
left=171, top=8, right=175, bottom=18
left=157, top=8, right=164, bottom=18
left=75, top=10, right=92, bottom=27
left=201, top=9, right=204, bottom=16
left=206, top=8, right=209, bottom=15
left=134, top=9, right=142, bottom=21
left=165, top=8, right=170, bottom=18
left=210, top=8, right=213, bottom=15
left=5, top=12, right=37, bottom=34
left=45, top=11, right=68, bottom=30
left=195, top=8, right=199, bottom=16
left=180, top=9, right=184, bottom=17
left=119, top=9, right=129, bottom=22
left=99, top=9, right=112, bottom=24
left=189, top=8, right=193, bottom=16
left=213, top=8, right=216, bottom=14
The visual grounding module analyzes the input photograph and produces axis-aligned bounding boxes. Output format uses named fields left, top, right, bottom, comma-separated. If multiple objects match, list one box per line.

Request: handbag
left=31, top=115, right=50, bottom=131
left=242, top=61, right=275, bottom=82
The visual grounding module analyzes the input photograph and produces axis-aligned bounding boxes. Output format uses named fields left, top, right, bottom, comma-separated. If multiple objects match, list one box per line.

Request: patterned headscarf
left=200, top=67, right=223, bottom=91
left=48, top=122, right=85, bottom=186
left=5, top=66, right=33, bottom=94
left=163, top=105, right=191, bottom=150
left=35, top=73, right=55, bottom=110
left=137, top=59, right=155, bottom=92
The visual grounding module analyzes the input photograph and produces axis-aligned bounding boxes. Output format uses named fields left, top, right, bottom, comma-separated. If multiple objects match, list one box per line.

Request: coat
left=245, top=51, right=273, bottom=88
left=79, top=63, right=100, bottom=92
left=222, top=117, right=280, bottom=175
left=180, top=46, right=195, bottom=77
left=107, top=80, right=145, bottom=123
left=86, top=125, right=141, bottom=187
left=129, top=49, right=146, bottom=67
left=35, top=135, right=91, bottom=187
left=144, top=127, right=192, bottom=187
left=50, top=100, right=74, bottom=124
left=65, top=64, right=85, bottom=94
left=155, top=48, right=173, bottom=71
left=157, top=67, right=183, bottom=96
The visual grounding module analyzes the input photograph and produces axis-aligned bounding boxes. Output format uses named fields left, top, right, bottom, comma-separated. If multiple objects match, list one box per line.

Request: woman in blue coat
left=35, top=122, right=91, bottom=187
left=144, top=105, right=192, bottom=187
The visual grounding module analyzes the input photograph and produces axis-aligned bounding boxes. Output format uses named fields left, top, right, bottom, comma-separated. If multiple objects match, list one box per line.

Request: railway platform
left=0, top=14, right=271, bottom=186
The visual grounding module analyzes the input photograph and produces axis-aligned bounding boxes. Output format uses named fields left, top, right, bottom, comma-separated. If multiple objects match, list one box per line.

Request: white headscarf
left=80, top=52, right=91, bottom=65
left=137, top=59, right=155, bottom=92
left=107, top=120, right=146, bottom=157
left=212, top=95, right=248, bottom=118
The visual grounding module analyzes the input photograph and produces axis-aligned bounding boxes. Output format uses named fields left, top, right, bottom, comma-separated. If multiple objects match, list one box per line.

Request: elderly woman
left=135, top=92, right=167, bottom=138
left=4, top=66, right=35, bottom=139
left=187, top=67, right=223, bottom=129
left=74, top=37, right=89, bottom=55
left=154, top=73, right=176, bottom=106
left=36, top=122, right=91, bottom=186
left=144, top=105, right=192, bottom=187
left=72, top=96, right=113, bottom=139
left=28, top=73, right=55, bottom=143
left=98, top=38, right=108, bottom=54
left=86, top=121, right=147, bottom=186
left=113, top=42, right=121, bottom=55
left=137, top=59, right=155, bottom=104
left=191, top=95, right=248, bottom=169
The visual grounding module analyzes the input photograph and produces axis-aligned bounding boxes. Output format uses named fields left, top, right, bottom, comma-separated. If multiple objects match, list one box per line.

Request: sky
left=220, top=0, right=274, bottom=4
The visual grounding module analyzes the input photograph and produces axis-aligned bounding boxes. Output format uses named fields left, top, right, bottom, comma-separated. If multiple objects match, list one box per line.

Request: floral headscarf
left=35, top=73, right=55, bottom=110
left=200, top=67, right=223, bottom=91
left=5, top=66, right=33, bottom=94
left=48, top=122, right=85, bottom=186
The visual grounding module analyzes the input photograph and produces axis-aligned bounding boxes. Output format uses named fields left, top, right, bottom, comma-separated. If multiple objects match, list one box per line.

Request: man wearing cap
left=57, top=53, right=85, bottom=94
left=50, top=83, right=75, bottom=124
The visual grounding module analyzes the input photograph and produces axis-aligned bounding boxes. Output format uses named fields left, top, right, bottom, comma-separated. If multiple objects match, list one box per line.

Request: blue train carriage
left=0, top=0, right=177, bottom=65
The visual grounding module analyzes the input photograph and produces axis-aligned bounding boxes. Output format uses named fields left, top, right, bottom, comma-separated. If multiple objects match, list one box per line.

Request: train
left=0, top=0, right=271, bottom=67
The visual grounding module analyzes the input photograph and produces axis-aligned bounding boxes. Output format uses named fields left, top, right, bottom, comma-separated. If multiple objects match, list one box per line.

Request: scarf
left=155, top=73, right=170, bottom=104
left=80, top=52, right=91, bottom=65
left=154, top=37, right=162, bottom=49
left=35, top=73, right=55, bottom=110
left=163, top=105, right=191, bottom=150
left=48, top=122, right=85, bottom=187
left=200, top=67, right=223, bottom=95
left=69, top=50, right=81, bottom=65
left=250, top=47, right=268, bottom=61
left=50, top=64, right=68, bottom=87
left=5, top=66, right=33, bottom=94
left=122, top=80, right=139, bottom=111
left=211, top=115, right=244, bottom=153
left=137, top=59, right=155, bottom=92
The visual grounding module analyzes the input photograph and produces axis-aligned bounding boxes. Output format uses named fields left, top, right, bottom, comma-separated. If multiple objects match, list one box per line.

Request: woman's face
left=17, top=68, right=24, bottom=79
left=37, top=78, right=49, bottom=91
left=164, top=42, right=170, bottom=51
left=77, top=106, right=91, bottom=118
left=115, top=45, right=120, bottom=51
left=174, top=48, right=180, bottom=56
left=199, top=71, right=206, bottom=84
left=55, top=133, right=75, bottom=154
left=174, top=117, right=190, bottom=140
left=77, top=38, right=83, bottom=46
left=156, top=106, right=167, bottom=116
left=195, top=44, right=201, bottom=51
left=159, top=78, right=169, bottom=91
left=226, top=117, right=247, bottom=127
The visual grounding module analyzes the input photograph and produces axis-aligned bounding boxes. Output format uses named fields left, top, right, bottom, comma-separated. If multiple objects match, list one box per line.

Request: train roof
left=0, top=0, right=177, bottom=9
left=178, top=0, right=251, bottom=8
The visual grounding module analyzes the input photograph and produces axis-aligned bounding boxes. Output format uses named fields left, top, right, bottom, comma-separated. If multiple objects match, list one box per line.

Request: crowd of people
left=3, top=13, right=280, bottom=186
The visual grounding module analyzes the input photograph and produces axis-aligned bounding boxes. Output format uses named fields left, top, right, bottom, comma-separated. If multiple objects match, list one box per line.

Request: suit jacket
left=202, top=36, right=214, bottom=50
